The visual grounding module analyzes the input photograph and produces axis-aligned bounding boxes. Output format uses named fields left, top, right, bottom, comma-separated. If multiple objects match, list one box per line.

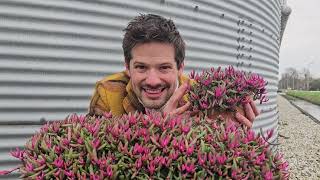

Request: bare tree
left=285, top=67, right=299, bottom=89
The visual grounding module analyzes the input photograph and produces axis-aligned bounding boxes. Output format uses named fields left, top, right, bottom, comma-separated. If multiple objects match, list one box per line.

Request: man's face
left=126, top=42, right=184, bottom=109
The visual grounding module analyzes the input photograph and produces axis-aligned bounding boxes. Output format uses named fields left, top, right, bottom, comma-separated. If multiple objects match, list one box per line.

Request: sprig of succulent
left=1, top=111, right=288, bottom=179
left=188, top=66, right=268, bottom=113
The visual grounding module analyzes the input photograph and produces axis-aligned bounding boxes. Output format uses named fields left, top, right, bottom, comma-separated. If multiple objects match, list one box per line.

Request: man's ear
left=125, top=62, right=130, bottom=77
left=178, top=62, right=184, bottom=76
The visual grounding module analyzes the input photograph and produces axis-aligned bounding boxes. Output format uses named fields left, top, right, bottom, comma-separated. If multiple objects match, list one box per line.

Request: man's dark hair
left=122, top=14, right=185, bottom=69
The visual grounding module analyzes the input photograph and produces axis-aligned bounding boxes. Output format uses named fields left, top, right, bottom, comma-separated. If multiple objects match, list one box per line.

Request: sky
left=279, top=0, right=320, bottom=79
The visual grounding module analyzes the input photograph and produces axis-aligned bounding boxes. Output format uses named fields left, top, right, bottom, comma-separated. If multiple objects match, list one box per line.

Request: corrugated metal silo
left=0, top=0, right=288, bottom=179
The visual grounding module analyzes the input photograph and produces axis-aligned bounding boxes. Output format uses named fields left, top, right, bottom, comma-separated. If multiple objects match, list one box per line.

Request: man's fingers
left=250, top=100, right=260, bottom=116
left=235, top=112, right=252, bottom=128
left=244, top=103, right=255, bottom=122
left=170, top=83, right=188, bottom=103
left=172, top=101, right=191, bottom=115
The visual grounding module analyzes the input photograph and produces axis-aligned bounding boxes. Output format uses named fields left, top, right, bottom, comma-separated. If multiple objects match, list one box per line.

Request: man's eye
left=160, top=66, right=171, bottom=70
left=135, top=65, right=145, bottom=69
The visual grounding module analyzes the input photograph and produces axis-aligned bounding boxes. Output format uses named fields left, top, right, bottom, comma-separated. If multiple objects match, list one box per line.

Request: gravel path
left=277, top=95, right=320, bottom=179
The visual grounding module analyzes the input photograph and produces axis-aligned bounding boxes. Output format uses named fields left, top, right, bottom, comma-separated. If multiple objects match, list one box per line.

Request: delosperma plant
left=188, top=66, right=268, bottom=113
left=0, top=66, right=288, bottom=179
left=1, top=112, right=288, bottom=179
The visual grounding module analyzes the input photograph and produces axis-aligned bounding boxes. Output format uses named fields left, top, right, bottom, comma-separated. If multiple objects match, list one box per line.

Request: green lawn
left=286, top=90, right=320, bottom=105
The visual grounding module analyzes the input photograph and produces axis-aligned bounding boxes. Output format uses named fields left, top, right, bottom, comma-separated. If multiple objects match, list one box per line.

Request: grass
left=286, top=90, right=320, bottom=106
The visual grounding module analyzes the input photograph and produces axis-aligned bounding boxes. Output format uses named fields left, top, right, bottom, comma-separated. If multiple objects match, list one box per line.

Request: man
left=88, top=14, right=259, bottom=128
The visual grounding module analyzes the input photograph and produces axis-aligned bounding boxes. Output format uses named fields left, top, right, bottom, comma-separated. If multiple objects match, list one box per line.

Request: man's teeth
left=144, top=88, right=163, bottom=93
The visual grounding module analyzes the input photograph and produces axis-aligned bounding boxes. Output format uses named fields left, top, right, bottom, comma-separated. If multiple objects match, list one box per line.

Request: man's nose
left=145, top=69, right=162, bottom=87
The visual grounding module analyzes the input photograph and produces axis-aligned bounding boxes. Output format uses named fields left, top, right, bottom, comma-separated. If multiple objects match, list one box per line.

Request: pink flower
left=182, top=161, right=195, bottom=174
left=128, top=115, right=137, bottom=125
left=78, top=114, right=86, bottom=124
left=36, top=156, right=46, bottom=165
left=255, top=153, right=266, bottom=165
left=133, top=143, right=144, bottom=155
left=78, top=156, right=85, bottom=165
left=90, top=174, right=100, bottom=180
left=186, top=145, right=194, bottom=156
left=77, top=137, right=84, bottom=144
left=178, top=139, right=185, bottom=152
left=141, top=117, right=149, bottom=126
left=106, top=165, right=113, bottom=177
left=10, top=147, right=25, bottom=160
left=160, top=135, right=171, bottom=148
left=61, top=138, right=70, bottom=146
left=124, top=128, right=131, bottom=141
left=111, top=125, right=120, bottom=138
left=228, top=140, right=239, bottom=149
left=200, top=100, right=209, bottom=109
left=231, top=169, right=237, bottom=178
left=54, top=146, right=62, bottom=154
left=103, top=112, right=112, bottom=119
left=243, top=130, right=255, bottom=143
left=138, top=128, right=148, bottom=137
left=91, top=138, right=100, bottom=149
left=36, top=171, right=45, bottom=180
left=197, top=151, right=207, bottom=166
left=171, top=137, right=179, bottom=148
left=167, top=119, right=176, bottom=129
left=189, top=69, right=195, bottom=79
left=264, top=170, right=273, bottom=180
left=208, top=153, right=216, bottom=165
left=214, top=86, right=225, bottom=99
left=64, top=170, right=74, bottom=178
left=26, top=162, right=34, bottom=172
left=53, top=156, right=64, bottom=168
left=202, top=78, right=212, bottom=86
left=266, top=129, right=274, bottom=140
left=148, top=161, right=156, bottom=175
left=135, top=158, right=142, bottom=169
left=169, top=150, right=179, bottom=160
left=181, top=124, right=191, bottom=134
left=217, top=154, right=227, bottom=165
left=154, top=156, right=165, bottom=165
left=153, top=116, right=161, bottom=126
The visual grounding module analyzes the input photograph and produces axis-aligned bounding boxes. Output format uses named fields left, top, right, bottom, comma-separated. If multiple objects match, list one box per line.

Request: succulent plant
left=0, top=66, right=288, bottom=179
left=188, top=66, right=268, bottom=114
left=1, top=111, right=288, bottom=179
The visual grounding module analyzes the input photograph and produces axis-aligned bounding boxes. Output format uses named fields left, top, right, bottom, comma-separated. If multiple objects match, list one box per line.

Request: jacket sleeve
left=88, top=83, right=110, bottom=116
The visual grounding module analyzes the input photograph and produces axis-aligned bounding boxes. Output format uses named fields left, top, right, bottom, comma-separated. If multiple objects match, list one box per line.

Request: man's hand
left=235, top=97, right=260, bottom=128
left=161, top=83, right=191, bottom=116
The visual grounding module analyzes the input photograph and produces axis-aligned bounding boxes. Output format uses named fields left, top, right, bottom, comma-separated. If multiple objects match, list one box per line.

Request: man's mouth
left=142, top=87, right=166, bottom=99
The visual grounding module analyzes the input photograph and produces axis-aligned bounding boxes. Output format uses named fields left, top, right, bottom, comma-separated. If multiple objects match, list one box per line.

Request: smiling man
left=88, top=14, right=258, bottom=128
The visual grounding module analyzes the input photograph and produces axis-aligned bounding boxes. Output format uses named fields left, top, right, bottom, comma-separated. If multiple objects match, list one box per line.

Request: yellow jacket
left=88, top=71, right=190, bottom=116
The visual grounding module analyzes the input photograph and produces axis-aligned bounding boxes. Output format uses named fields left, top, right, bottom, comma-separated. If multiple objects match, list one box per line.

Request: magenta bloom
left=182, top=161, right=195, bottom=174
left=53, top=156, right=64, bottom=168
left=148, top=161, right=156, bottom=175
left=217, top=154, right=227, bottom=165
left=106, top=165, right=113, bottom=177
left=160, top=135, right=171, bottom=148
left=264, top=170, right=273, bottom=180
left=26, top=162, right=34, bottom=172
left=10, top=148, right=25, bottom=160
left=186, top=145, right=194, bottom=156
left=214, top=86, right=225, bottom=99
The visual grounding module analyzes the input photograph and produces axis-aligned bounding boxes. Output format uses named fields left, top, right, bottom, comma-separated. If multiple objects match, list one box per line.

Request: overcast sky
left=279, top=0, right=320, bottom=78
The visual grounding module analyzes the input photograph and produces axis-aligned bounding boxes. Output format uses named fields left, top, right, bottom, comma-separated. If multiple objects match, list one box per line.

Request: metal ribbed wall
left=0, top=0, right=282, bottom=178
